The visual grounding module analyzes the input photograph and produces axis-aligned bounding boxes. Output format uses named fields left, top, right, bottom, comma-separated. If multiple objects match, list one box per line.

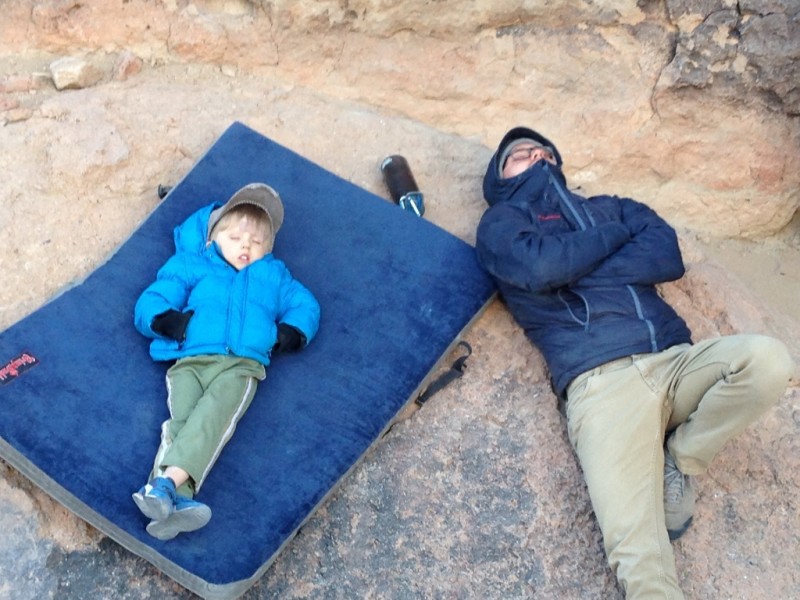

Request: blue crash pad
left=0, top=122, right=495, bottom=599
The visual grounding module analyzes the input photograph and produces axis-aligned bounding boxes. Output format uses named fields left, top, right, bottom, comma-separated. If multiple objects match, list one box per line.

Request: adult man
left=475, top=126, right=794, bottom=598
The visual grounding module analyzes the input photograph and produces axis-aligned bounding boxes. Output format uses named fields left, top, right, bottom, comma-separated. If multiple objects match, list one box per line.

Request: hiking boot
left=132, top=476, right=177, bottom=521
left=664, top=448, right=695, bottom=541
left=146, top=495, right=212, bottom=540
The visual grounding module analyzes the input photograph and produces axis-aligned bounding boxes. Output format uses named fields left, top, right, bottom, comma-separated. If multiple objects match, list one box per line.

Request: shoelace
left=664, top=454, right=686, bottom=503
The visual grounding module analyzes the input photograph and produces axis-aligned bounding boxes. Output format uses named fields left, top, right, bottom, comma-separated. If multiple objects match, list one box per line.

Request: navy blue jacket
left=476, top=127, right=692, bottom=396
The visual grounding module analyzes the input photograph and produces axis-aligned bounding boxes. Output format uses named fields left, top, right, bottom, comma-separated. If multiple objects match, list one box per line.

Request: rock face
left=0, top=1, right=798, bottom=599
left=1, top=0, right=799, bottom=237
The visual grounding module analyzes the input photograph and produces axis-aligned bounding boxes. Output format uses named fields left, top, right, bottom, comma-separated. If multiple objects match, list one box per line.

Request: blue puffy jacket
left=476, top=127, right=691, bottom=396
left=134, top=202, right=320, bottom=365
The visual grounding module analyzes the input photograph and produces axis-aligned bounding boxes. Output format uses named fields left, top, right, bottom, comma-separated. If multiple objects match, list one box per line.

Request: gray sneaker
left=146, top=494, right=211, bottom=540
left=664, top=447, right=695, bottom=541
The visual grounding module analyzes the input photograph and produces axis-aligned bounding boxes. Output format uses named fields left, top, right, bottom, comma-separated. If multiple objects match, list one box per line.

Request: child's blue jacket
left=134, top=203, right=320, bottom=365
left=476, top=127, right=692, bottom=396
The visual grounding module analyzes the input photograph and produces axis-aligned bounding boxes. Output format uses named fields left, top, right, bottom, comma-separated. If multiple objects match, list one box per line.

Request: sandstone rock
left=49, top=55, right=104, bottom=90
left=1, top=75, right=36, bottom=94
left=0, top=2, right=798, bottom=599
left=0, top=0, right=793, bottom=237
left=0, top=96, right=19, bottom=111
left=662, top=0, right=800, bottom=115
left=114, top=51, right=143, bottom=82
left=739, top=0, right=800, bottom=115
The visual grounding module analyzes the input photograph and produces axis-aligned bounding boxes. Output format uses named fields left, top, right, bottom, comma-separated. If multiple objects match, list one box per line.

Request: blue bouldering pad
left=0, top=122, right=495, bottom=599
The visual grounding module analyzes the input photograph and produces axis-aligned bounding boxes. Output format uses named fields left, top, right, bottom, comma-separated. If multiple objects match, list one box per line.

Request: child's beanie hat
left=208, top=183, right=284, bottom=237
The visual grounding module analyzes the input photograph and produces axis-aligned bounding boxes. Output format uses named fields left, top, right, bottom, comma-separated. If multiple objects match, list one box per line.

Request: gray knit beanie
left=498, top=138, right=549, bottom=176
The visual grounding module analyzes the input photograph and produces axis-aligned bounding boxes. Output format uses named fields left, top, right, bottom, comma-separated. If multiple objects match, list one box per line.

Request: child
left=133, top=182, right=320, bottom=540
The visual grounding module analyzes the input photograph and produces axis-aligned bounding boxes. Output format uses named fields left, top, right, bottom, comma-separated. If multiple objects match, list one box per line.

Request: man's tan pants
left=565, top=334, right=793, bottom=599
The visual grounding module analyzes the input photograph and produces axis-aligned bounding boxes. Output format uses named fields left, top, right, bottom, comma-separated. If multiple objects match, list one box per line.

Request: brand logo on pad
left=0, top=352, right=39, bottom=385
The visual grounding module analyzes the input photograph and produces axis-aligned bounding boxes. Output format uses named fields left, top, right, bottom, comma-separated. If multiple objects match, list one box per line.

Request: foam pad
left=0, top=122, right=495, bottom=599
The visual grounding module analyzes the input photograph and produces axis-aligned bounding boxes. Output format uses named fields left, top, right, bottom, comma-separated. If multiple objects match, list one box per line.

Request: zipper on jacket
left=546, top=164, right=656, bottom=346
left=547, top=166, right=591, bottom=230
left=239, top=269, right=249, bottom=347
left=224, top=267, right=249, bottom=354
left=627, top=285, right=658, bottom=352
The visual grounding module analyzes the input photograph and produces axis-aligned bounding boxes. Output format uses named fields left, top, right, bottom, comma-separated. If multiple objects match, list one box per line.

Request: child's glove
left=151, top=309, right=194, bottom=342
left=272, top=323, right=305, bottom=355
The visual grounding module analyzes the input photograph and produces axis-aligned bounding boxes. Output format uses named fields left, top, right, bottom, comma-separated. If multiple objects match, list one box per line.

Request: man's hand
left=272, top=323, right=305, bottom=355
left=151, top=309, right=194, bottom=342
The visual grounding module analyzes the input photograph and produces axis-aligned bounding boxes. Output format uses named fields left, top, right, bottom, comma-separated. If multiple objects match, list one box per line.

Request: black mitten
left=272, top=323, right=305, bottom=354
left=151, top=309, right=194, bottom=342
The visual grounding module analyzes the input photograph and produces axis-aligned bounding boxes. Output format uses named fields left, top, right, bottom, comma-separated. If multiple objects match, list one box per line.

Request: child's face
left=212, top=216, right=272, bottom=271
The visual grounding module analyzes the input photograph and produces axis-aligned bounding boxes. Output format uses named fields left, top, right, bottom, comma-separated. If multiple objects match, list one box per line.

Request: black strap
left=415, top=341, right=473, bottom=406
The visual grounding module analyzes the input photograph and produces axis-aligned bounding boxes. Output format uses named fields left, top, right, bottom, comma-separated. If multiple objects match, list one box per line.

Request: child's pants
left=565, top=334, right=793, bottom=599
left=150, top=354, right=266, bottom=498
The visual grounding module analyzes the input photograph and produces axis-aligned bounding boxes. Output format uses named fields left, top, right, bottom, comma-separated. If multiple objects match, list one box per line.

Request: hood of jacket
left=173, top=203, right=218, bottom=255
left=483, top=126, right=566, bottom=208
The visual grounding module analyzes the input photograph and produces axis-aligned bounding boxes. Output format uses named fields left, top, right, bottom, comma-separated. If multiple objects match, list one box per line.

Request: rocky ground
left=1, top=1, right=799, bottom=599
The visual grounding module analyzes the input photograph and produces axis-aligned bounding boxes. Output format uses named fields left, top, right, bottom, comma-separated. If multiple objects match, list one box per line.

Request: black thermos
left=380, top=155, right=425, bottom=216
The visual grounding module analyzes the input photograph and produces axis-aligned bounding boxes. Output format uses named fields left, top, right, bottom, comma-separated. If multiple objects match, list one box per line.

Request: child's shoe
left=146, top=495, right=212, bottom=540
left=132, top=476, right=177, bottom=521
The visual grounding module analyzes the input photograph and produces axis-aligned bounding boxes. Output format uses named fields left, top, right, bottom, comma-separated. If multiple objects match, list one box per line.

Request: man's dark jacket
left=476, top=127, right=692, bottom=396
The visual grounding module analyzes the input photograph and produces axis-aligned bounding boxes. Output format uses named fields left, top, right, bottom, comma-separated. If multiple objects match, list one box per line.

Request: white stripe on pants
left=150, top=354, right=266, bottom=496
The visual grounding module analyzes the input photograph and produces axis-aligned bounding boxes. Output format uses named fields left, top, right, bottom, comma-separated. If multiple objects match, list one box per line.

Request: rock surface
left=0, top=1, right=798, bottom=599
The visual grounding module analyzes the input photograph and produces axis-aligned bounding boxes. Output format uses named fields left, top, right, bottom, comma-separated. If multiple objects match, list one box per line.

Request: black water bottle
left=380, top=155, right=425, bottom=217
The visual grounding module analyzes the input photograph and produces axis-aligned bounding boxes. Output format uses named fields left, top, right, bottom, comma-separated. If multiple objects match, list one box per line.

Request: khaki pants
left=150, top=354, right=266, bottom=498
left=565, top=334, right=793, bottom=599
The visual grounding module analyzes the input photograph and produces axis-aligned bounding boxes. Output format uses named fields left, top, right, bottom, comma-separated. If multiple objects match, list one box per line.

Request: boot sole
left=132, top=492, right=173, bottom=521
left=667, top=516, right=693, bottom=541
left=146, top=504, right=212, bottom=540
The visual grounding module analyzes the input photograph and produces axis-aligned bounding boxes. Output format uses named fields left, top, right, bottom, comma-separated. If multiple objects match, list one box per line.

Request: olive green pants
left=565, top=334, right=793, bottom=599
left=150, top=355, right=266, bottom=498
